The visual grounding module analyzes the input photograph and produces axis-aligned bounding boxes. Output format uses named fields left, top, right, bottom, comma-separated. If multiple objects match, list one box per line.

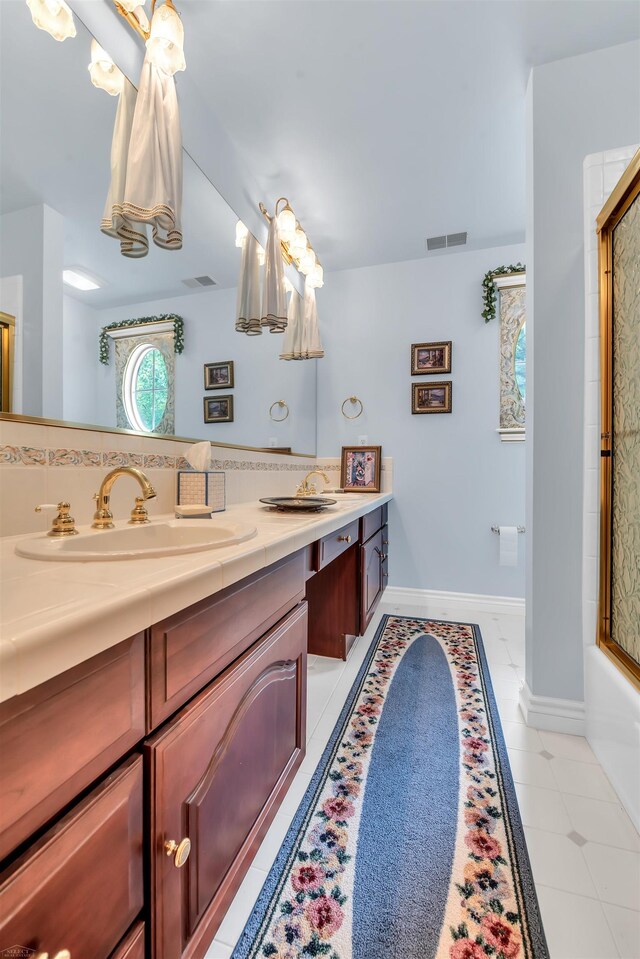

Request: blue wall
left=317, top=243, right=527, bottom=597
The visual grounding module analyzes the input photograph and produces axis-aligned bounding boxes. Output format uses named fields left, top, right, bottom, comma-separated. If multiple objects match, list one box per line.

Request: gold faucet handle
left=35, top=502, right=78, bottom=537
left=129, top=496, right=150, bottom=525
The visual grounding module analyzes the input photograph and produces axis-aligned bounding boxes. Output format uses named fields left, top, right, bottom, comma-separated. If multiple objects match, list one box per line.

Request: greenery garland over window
left=481, top=264, right=525, bottom=323
left=99, top=314, right=185, bottom=365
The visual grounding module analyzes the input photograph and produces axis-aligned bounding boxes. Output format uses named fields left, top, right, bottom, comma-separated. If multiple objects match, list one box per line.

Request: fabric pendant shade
left=280, top=291, right=304, bottom=360
left=302, top=278, right=325, bottom=359
left=100, top=80, right=149, bottom=257
left=260, top=215, right=287, bottom=333
left=236, top=232, right=262, bottom=335
left=102, top=54, right=183, bottom=257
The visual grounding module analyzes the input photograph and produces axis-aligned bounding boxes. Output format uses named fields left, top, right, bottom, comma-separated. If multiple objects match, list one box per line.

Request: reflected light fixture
left=289, top=227, right=307, bottom=260
left=63, top=269, right=101, bottom=291
left=25, top=0, right=76, bottom=41
left=88, top=39, right=125, bottom=96
left=307, top=262, right=324, bottom=289
left=146, top=0, right=186, bottom=75
left=235, top=220, right=248, bottom=248
left=299, top=243, right=316, bottom=276
left=276, top=200, right=296, bottom=244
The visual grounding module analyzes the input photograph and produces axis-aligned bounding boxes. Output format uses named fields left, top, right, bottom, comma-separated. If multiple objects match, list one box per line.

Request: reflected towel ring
left=269, top=400, right=290, bottom=422
left=341, top=396, right=364, bottom=419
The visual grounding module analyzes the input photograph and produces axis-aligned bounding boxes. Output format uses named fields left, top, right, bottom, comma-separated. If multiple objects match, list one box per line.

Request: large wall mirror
left=0, top=3, right=317, bottom=454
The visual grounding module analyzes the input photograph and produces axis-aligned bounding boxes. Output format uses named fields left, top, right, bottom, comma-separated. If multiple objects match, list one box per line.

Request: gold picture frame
left=596, top=147, right=640, bottom=690
left=340, top=446, right=382, bottom=493
left=0, top=311, right=16, bottom=413
left=204, top=360, right=234, bottom=390
left=412, top=381, right=452, bottom=414
left=411, top=341, right=451, bottom=375
left=203, top=394, right=234, bottom=423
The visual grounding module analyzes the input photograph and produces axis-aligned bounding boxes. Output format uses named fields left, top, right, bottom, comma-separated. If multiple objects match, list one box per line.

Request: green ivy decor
left=481, top=264, right=525, bottom=323
left=99, top=314, right=185, bottom=364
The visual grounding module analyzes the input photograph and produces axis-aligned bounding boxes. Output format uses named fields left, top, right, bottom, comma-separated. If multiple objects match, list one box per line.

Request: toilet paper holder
left=491, top=526, right=525, bottom=533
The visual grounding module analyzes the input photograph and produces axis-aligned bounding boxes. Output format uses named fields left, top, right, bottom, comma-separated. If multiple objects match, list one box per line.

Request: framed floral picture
left=340, top=446, right=382, bottom=492
left=412, top=381, right=452, bottom=414
left=204, top=360, right=234, bottom=390
left=203, top=394, right=234, bottom=423
left=411, top=341, right=451, bottom=375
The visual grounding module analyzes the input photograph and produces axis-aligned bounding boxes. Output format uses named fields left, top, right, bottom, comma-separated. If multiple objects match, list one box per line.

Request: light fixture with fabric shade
left=299, top=244, right=317, bottom=276
left=307, top=262, right=324, bottom=289
left=146, top=0, right=185, bottom=75
left=26, top=0, right=76, bottom=41
left=235, top=220, right=248, bottom=248
left=289, top=227, right=307, bottom=261
left=258, top=197, right=325, bottom=288
left=88, top=39, right=125, bottom=96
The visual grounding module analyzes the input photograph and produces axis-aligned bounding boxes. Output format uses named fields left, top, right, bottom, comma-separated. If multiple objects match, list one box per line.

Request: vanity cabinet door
left=360, top=527, right=385, bottom=630
left=0, top=754, right=143, bottom=959
left=147, top=603, right=307, bottom=959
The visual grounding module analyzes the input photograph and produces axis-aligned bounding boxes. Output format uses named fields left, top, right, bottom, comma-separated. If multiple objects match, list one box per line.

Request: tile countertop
left=0, top=493, right=392, bottom=703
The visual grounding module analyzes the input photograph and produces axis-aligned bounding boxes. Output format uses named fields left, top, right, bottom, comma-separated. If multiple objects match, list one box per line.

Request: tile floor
left=205, top=601, right=640, bottom=959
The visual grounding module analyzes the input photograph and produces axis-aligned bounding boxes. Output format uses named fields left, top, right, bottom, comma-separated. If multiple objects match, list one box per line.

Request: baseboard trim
left=519, top=683, right=586, bottom=735
left=382, top=586, right=525, bottom=617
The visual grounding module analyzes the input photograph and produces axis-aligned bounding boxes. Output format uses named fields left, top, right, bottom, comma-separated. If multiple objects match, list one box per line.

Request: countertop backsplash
left=0, top=420, right=392, bottom=537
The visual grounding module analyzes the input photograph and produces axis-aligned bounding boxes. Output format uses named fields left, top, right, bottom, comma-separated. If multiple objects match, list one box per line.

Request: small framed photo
left=412, top=381, right=452, bottom=414
left=203, top=394, right=234, bottom=423
left=204, top=361, right=234, bottom=390
left=340, top=445, right=382, bottom=493
left=411, top=341, right=451, bottom=375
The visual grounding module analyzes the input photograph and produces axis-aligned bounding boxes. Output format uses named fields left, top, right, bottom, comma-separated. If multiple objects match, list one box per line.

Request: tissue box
left=177, top=471, right=225, bottom=512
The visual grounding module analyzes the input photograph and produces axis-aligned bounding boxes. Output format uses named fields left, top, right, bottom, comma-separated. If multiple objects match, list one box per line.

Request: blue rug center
left=352, top=633, right=460, bottom=959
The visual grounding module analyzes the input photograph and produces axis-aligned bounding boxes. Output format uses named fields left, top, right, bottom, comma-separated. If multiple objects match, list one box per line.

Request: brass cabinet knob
left=165, top=837, right=191, bottom=867
left=338, top=534, right=352, bottom=543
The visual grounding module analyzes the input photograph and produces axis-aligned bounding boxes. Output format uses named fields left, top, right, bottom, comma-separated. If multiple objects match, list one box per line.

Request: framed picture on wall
left=204, top=361, right=234, bottom=390
left=411, top=341, right=451, bottom=375
left=412, top=381, right=452, bottom=414
left=340, top=445, right=382, bottom=492
left=203, top=394, right=234, bottom=423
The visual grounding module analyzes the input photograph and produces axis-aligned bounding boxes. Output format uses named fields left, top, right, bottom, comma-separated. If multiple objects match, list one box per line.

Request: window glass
left=514, top=322, right=526, bottom=401
left=123, top=344, right=169, bottom=432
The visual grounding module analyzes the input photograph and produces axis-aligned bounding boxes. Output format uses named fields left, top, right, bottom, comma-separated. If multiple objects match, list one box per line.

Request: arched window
left=123, top=343, right=169, bottom=432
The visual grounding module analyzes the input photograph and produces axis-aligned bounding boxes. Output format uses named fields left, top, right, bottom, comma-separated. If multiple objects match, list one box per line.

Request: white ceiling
left=1, top=0, right=638, bottom=306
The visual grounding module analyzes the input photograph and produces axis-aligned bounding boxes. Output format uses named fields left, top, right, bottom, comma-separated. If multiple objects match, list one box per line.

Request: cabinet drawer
left=148, top=551, right=306, bottom=726
left=360, top=503, right=388, bottom=545
left=0, top=754, right=143, bottom=959
left=147, top=603, right=307, bottom=959
left=0, top=633, right=145, bottom=862
left=316, top=519, right=359, bottom=571
left=110, top=921, right=145, bottom=959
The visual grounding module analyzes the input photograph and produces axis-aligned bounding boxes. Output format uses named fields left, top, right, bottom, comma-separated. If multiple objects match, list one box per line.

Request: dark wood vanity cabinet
left=147, top=602, right=307, bottom=959
left=360, top=507, right=389, bottom=631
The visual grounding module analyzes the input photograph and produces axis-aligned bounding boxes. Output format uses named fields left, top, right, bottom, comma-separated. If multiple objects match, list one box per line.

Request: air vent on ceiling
left=425, top=232, right=468, bottom=252
left=182, top=275, right=217, bottom=288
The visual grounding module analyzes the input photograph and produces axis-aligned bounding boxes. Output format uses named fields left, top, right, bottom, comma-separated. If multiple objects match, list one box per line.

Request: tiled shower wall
left=0, top=419, right=392, bottom=537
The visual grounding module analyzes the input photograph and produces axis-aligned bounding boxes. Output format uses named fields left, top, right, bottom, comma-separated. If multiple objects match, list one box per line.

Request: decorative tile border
left=0, top=444, right=342, bottom=473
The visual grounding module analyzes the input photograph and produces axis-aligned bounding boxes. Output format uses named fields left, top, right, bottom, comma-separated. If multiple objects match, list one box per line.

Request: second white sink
left=16, top=519, right=257, bottom=562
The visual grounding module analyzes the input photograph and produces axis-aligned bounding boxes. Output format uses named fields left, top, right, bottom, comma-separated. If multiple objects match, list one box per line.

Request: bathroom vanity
left=0, top=495, right=389, bottom=959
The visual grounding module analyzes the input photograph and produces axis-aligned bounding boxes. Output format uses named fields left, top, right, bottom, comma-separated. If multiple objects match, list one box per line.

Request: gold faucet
left=92, top=467, right=156, bottom=529
left=296, top=470, right=330, bottom=497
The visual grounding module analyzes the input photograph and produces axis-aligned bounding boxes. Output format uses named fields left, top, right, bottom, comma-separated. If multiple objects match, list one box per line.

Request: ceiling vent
left=182, top=275, right=217, bottom=289
left=425, top=232, right=468, bottom=252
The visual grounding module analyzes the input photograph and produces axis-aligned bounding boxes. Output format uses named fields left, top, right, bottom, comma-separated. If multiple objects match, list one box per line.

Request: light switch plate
left=358, top=435, right=368, bottom=445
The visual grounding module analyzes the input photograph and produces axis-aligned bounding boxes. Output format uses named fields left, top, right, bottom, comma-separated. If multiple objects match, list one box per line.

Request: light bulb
left=88, top=39, right=125, bottom=96
left=235, top=220, right=248, bottom=248
left=25, top=0, right=76, bottom=41
left=308, top=263, right=324, bottom=289
left=257, top=244, right=265, bottom=266
left=289, top=227, right=307, bottom=260
left=299, top=245, right=316, bottom=276
left=277, top=204, right=296, bottom=244
left=146, top=1, right=185, bottom=76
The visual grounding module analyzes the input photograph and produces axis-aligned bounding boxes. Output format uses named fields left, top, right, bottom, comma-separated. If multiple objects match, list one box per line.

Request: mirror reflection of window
left=514, top=321, right=526, bottom=401
left=0, top=312, right=16, bottom=413
left=114, top=332, right=175, bottom=435
left=497, top=276, right=526, bottom=438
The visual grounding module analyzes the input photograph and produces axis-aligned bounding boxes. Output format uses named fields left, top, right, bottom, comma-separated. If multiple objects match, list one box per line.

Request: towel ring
left=269, top=400, right=289, bottom=422
left=341, top=396, right=364, bottom=420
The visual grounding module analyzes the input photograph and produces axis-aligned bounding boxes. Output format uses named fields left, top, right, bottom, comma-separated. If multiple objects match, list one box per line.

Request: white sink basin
left=16, top=519, right=258, bottom=562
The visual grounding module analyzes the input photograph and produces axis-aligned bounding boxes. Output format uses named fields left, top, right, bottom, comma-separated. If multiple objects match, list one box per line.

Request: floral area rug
left=232, top=615, right=548, bottom=959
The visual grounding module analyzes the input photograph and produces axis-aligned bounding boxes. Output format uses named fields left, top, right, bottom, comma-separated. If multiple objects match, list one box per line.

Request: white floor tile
left=482, top=639, right=513, bottom=665
left=551, top=756, right=619, bottom=802
left=491, top=679, right=522, bottom=702
left=602, top=903, right=640, bottom=959
left=540, top=729, right=598, bottom=764
left=215, top=866, right=267, bottom=947
left=515, top=782, right=573, bottom=834
left=507, top=747, right=557, bottom=789
left=524, top=828, right=598, bottom=898
left=583, top=843, right=640, bottom=910
left=278, top=771, right=312, bottom=818
left=495, top=697, right=526, bottom=725
left=252, top=812, right=293, bottom=873
left=204, top=939, right=233, bottom=959
left=536, top=885, right=619, bottom=959
left=488, top=663, right=523, bottom=685
left=501, top=719, right=544, bottom=752
left=563, top=793, right=640, bottom=852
